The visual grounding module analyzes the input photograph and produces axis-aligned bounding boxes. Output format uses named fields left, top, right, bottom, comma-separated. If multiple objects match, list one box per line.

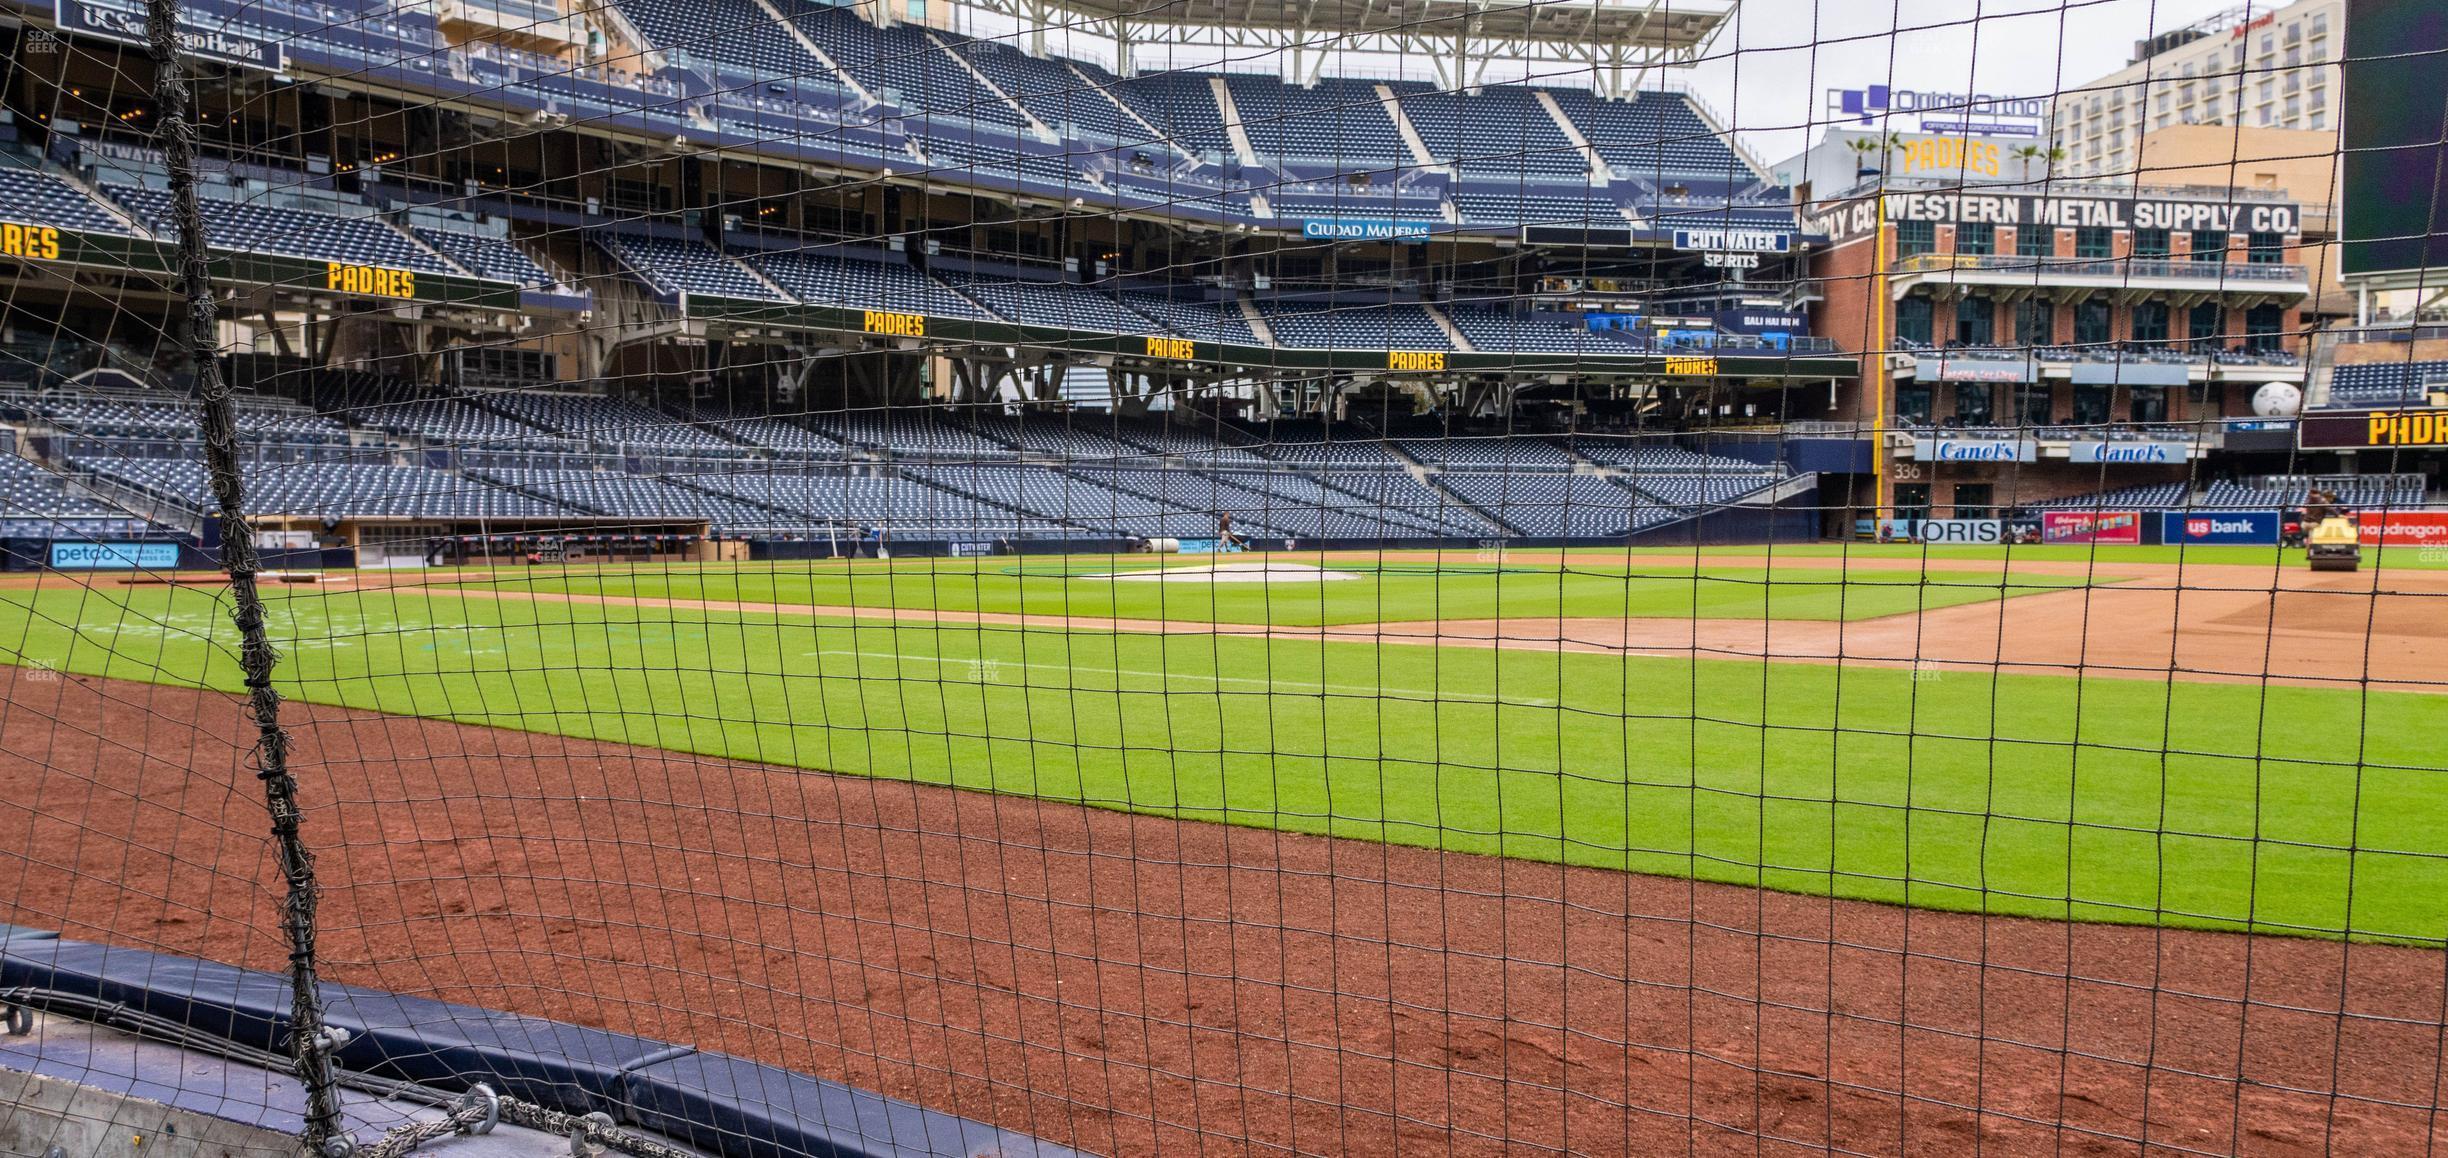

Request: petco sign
left=2163, top=511, right=2279, bottom=545
left=1911, top=438, right=2036, bottom=462
left=2067, top=440, right=2194, bottom=464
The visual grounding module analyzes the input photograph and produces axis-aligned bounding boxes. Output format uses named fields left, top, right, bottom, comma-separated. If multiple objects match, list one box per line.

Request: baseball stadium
left=1, top=0, right=2446, bottom=1154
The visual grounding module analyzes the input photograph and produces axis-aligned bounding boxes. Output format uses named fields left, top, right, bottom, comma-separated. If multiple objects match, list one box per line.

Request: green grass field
left=495, top=555, right=2095, bottom=626
left=4, top=556, right=2443, bottom=943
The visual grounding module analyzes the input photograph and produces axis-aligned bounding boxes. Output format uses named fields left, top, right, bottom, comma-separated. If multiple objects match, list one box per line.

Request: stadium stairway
left=754, top=0, right=877, bottom=104
left=1209, top=78, right=1267, bottom=174
left=1377, top=84, right=1440, bottom=169
left=929, top=31, right=1057, bottom=140
left=1533, top=90, right=1613, bottom=185
left=1425, top=305, right=1475, bottom=351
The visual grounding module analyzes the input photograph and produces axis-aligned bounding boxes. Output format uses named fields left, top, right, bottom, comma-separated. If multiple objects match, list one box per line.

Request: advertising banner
left=1805, top=189, right=2301, bottom=244
left=2162, top=511, right=2280, bottom=545
left=1713, top=309, right=1808, bottom=334
left=50, top=541, right=180, bottom=569
left=1929, top=356, right=2035, bottom=382
left=2041, top=510, right=2143, bottom=544
left=2357, top=511, right=2448, bottom=546
left=54, top=0, right=284, bottom=72
left=1911, top=438, right=2036, bottom=462
left=1913, top=518, right=2006, bottom=544
left=2299, top=408, right=2448, bottom=450
left=2067, top=361, right=2192, bottom=387
left=1299, top=219, right=1431, bottom=242
left=2067, top=440, right=2195, bottom=464
left=1672, top=228, right=1793, bottom=253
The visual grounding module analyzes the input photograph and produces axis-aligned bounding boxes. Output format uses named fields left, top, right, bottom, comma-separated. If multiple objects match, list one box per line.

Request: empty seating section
left=1321, top=469, right=1491, bottom=534
left=815, top=410, right=1016, bottom=460
left=947, top=35, right=1146, bottom=145
left=1264, top=187, right=1444, bottom=222
left=0, top=164, right=140, bottom=235
left=357, top=398, right=571, bottom=448
left=791, top=7, right=1027, bottom=129
left=2201, top=477, right=2427, bottom=508
left=603, top=235, right=786, bottom=301
left=473, top=468, right=786, bottom=525
left=15, top=368, right=2435, bottom=540
left=692, top=470, right=1052, bottom=533
left=1110, top=72, right=1234, bottom=160
left=476, top=392, right=742, bottom=453
left=944, top=276, right=1153, bottom=333
left=104, top=184, right=455, bottom=273
left=2034, top=483, right=2193, bottom=509
left=684, top=406, right=848, bottom=456
left=1396, top=437, right=1575, bottom=471
left=1633, top=475, right=1779, bottom=508
left=1112, top=291, right=1255, bottom=344
left=1226, top=76, right=1408, bottom=171
left=1103, top=418, right=1272, bottom=464
left=1446, top=307, right=1631, bottom=353
left=413, top=227, right=555, bottom=286
left=747, top=248, right=990, bottom=318
left=77, top=456, right=572, bottom=518
left=0, top=454, right=142, bottom=527
left=612, top=0, right=821, bottom=84
left=1450, top=187, right=1620, bottom=225
left=1544, top=89, right=1750, bottom=178
left=1251, top=434, right=1410, bottom=470
left=2326, top=361, right=2448, bottom=408
left=22, top=394, right=196, bottom=436
left=1260, top=302, right=1451, bottom=349
left=1567, top=442, right=1765, bottom=472
left=914, top=132, right=1090, bottom=189
left=1438, top=473, right=1639, bottom=537
left=961, top=415, right=1163, bottom=463
left=1398, top=84, right=1588, bottom=176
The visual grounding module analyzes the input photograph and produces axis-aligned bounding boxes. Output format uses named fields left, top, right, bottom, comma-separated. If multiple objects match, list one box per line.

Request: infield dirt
left=4, top=663, right=2442, bottom=1156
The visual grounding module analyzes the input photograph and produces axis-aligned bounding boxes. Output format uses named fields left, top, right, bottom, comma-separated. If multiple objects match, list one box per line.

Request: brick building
left=1800, top=178, right=2313, bottom=519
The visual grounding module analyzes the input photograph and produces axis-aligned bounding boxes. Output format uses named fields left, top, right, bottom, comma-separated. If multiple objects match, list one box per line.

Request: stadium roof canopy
left=950, top=0, right=1739, bottom=93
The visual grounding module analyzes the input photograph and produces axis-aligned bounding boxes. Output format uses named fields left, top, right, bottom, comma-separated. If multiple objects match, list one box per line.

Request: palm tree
left=2011, top=144, right=2067, bottom=179
left=1845, top=131, right=1906, bottom=181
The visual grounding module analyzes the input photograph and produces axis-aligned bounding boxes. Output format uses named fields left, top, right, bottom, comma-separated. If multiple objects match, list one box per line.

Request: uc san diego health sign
left=54, top=0, right=284, bottom=72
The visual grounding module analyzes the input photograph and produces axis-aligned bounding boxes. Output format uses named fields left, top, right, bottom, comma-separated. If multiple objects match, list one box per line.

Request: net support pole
left=139, top=7, right=347, bottom=1155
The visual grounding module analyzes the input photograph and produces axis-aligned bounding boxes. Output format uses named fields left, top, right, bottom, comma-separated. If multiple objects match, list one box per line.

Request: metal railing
left=1892, top=252, right=2307, bottom=282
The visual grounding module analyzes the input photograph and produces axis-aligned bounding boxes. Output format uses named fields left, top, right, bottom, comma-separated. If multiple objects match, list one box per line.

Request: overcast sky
left=1682, top=0, right=2249, bottom=162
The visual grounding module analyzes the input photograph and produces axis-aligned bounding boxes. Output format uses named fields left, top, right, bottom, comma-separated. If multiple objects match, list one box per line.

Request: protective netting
left=2, top=0, right=2447, bottom=1154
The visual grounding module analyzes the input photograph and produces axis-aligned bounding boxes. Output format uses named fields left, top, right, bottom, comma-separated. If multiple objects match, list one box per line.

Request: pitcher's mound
left=1105, top=562, right=1358, bottom=583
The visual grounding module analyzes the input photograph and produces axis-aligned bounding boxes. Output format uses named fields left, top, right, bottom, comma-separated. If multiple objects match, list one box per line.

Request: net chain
left=138, top=1, right=345, bottom=1153
left=359, top=1088, right=701, bottom=1158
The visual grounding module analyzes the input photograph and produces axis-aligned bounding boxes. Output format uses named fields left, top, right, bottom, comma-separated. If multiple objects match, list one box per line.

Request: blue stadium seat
left=104, top=183, right=455, bottom=273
